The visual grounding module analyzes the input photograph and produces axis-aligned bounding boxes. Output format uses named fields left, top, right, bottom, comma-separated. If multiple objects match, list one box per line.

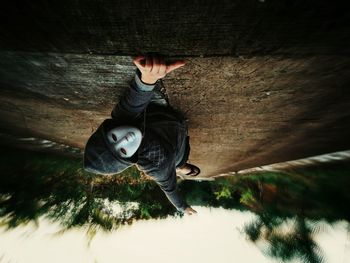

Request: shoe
left=177, top=163, right=201, bottom=177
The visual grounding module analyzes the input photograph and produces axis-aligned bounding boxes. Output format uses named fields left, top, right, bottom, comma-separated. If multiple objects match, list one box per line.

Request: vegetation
left=1, top=147, right=349, bottom=262
left=0, top=147, right=179, bottom=233
left=238, top=164, right=350, bottom=263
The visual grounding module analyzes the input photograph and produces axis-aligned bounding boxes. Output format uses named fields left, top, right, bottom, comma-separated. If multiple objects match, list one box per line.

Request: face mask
left=106, top=126, right=142, bottom=158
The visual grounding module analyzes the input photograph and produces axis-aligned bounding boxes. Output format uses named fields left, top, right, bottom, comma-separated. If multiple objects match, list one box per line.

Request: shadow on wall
left=0, top=147, right=349, bottom=262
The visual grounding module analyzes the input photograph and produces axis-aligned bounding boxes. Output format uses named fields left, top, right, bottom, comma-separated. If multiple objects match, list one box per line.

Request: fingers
left=153, top=57, right=167, bottom=77
left=143, top=56, right=165, bottom=74
left=152, top=57, right=160, bottom=74
left=145, top=56, right=152, bottom=72
left=158, top=60, right=166, bottom=76
left=133, top=55, right=185, bottom=79
left=145, top=56, right=161, bottom=73
left=185, top=207, right=198, bottom=215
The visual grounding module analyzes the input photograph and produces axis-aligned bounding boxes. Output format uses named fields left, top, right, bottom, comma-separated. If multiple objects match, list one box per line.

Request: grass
left=1, top=146, right=350, bottom=262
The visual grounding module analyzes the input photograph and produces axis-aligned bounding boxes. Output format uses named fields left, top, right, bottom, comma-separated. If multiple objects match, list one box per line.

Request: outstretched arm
left=150, top=161, right=197, bottom=215
left=155, top=168, right=188, bottom=212
left=111, top=56, right=185, bottom=120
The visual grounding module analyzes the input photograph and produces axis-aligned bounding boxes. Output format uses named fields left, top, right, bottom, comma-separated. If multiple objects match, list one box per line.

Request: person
left=83, top=55, right=200, bottom=215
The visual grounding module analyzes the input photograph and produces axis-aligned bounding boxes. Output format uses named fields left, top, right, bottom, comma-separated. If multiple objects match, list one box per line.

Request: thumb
left=165, top=60, right=186, bottom=74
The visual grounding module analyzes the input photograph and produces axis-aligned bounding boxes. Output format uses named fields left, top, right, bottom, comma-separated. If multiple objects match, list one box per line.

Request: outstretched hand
left=184, top=206, right=197, bottom=215
left=133, top=55, right=185, bottom=84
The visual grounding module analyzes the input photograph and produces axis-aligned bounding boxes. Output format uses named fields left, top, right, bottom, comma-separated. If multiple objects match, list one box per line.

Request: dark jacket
left=84, top=70, right=189, bottom=211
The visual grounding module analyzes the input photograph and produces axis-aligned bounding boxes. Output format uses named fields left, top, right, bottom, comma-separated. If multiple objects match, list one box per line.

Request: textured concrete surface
left=1, top=52, right=349, bottom=177
left=0, top=1, right=350, bottom=177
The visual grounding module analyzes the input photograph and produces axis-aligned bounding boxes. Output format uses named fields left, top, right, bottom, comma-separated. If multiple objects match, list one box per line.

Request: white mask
left=106, top=126, right=142, bottom=158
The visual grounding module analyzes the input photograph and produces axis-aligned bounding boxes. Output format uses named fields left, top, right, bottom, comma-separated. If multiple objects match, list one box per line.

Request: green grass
left=1, top=147, right=349, bottom=262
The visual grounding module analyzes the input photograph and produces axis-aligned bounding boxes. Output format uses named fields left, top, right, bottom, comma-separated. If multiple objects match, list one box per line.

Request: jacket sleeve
left=111, top=69, right=157, bottom=120
left=151, top=163, right=189, bottom=212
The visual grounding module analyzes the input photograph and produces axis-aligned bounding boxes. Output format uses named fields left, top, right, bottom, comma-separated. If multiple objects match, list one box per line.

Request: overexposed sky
left=0, top=207, right=349, bottom=263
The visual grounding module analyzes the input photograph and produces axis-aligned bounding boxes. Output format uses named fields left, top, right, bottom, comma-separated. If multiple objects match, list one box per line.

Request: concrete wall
left=1, top=1, right=350, bottom=176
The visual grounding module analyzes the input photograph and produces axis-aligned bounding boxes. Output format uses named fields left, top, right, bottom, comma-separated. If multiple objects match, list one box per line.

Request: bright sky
left=0, top=207, right=349, bottom=263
